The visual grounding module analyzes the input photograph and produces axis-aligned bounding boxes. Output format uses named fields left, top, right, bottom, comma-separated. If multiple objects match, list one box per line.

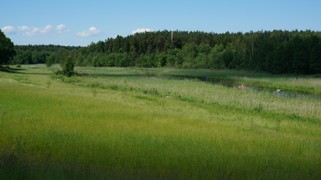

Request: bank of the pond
left=173, top=73, right=321, bottom=98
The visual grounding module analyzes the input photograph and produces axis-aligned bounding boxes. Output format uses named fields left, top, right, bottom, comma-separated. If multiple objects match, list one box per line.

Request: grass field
left=1, top=65, right=321, bottom=179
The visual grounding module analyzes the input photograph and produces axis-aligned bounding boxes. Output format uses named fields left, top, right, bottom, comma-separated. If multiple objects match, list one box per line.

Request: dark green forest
left=12, top=30, right=321, bottom=74
left=13, top=45, right=80, bottom=66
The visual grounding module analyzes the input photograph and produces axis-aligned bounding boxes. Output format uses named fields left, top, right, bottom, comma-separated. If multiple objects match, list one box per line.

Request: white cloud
left=25, top=27, right=40, bottom=36
left=76, top=26, right=100, bottom=37
left=56, top=24, right=69, bottom=33
left=18, top=25, right=53, bottom=36
left=18, top=26, right=31, bottom=31
left=1, top=25, right=16, bottom=34
left=42, top=25, right=52, bottom=33
left=132, top=28, right=152, bottom=34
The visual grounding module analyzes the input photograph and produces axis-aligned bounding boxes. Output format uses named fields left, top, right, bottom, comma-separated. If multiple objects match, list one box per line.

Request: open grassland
left=1, top=65, right=321, bottom=179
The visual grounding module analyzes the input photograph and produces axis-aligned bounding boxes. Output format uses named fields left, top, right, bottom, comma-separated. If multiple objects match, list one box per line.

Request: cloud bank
left=76, top=27, right=100, bottom=37
left=56, top=24, right=69, bottom=33
left=18, top=26, right=31, bottom=31
left=1, top=25, right=15, bottom=34
left=1, top=24, right=65, bottom=36
left=132, top=28, right=152, bottom=34
left=5, top=25, right=53, bottom=36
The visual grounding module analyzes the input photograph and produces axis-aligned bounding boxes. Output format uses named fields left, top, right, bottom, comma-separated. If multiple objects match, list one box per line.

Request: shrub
left=60, top=56, right=74, bottom=77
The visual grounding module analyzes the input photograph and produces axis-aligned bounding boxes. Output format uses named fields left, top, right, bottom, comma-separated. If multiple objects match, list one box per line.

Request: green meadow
left=1, top=65, right=321, bottom=179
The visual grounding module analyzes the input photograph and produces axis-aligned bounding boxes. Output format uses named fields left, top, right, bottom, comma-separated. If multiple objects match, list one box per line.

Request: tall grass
left=1, top=65, right=321, bottom=179
left=68, top=67, right=321, bottom=120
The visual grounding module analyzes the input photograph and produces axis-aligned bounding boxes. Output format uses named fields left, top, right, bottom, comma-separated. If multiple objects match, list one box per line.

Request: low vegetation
left=1, top=65, right=321, bottom=179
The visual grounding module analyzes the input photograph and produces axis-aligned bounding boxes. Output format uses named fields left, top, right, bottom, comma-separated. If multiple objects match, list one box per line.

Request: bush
left=60, top=56, right=74, bottom=77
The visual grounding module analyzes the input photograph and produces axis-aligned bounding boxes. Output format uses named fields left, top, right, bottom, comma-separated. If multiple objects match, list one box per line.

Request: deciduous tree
left=0, top=30, right=15, bottom=65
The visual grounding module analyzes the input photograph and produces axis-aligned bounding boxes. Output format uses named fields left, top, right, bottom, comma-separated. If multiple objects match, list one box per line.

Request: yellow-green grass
left=1, top=65, right=321, bottom=179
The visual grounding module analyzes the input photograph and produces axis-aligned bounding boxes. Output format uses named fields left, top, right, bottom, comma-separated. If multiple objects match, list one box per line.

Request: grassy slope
left=1, top=65, right=321, bottom=179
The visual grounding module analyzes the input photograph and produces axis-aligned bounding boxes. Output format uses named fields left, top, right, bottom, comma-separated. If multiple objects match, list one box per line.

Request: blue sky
left=2, top=0, right=321, bottom=46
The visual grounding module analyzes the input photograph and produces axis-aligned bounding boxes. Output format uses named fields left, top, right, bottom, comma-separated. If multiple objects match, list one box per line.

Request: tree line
left=11, top=30, right=321, bottom=74
left=13, top=45, right=80, bottom=66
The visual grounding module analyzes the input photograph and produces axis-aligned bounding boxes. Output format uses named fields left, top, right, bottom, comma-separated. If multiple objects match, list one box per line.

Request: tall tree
left=0, top=30, right=15, bottom=65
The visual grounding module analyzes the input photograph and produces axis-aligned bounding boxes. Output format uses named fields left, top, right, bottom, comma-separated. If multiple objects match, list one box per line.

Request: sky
left=1, top=0, right=321, bottom=46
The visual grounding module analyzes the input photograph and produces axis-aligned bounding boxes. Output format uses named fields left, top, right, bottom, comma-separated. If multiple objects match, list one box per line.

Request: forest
left=12, top=30, right=321, bottom=74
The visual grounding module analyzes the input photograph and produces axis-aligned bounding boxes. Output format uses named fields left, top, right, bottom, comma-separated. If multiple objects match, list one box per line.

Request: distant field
left=1, top=65, right=321, bottom=179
